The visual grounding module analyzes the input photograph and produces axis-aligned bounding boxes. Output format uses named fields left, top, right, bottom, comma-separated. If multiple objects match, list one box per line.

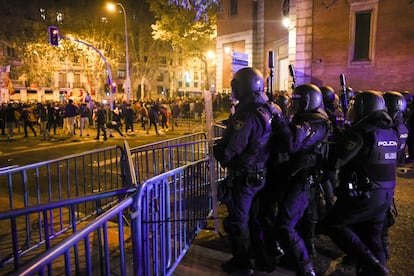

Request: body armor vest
left=353, top=128, right=398, bottom=190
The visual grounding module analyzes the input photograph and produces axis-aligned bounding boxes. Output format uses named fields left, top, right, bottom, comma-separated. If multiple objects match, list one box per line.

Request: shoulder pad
left=256, top=104, right=273, bottom=127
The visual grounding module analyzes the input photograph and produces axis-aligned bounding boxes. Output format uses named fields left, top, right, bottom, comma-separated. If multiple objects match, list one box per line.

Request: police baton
left=267, top=51, right=275, bottom=101
left=339, top=73, right=348, bottom=114
left=289, top=64, right=297, bottom=91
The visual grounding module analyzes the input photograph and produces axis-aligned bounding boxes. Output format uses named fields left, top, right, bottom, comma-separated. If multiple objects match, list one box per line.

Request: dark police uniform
left=323, top=107, right=397, bottom=276
left=274, top=108, right=330, bottom=276
left=214, top=67, right=276, bottom=273
left=214, top=99, right=274, bottom=272
left=381, top=91, right=409, bottom=259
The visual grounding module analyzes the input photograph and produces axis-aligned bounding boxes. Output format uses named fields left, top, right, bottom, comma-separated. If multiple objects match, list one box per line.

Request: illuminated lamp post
left=107, top=2, right=131, bottom=102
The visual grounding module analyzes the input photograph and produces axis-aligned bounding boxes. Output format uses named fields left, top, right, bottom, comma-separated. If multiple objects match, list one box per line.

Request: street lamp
left=107, top=2, right=131, bottom=102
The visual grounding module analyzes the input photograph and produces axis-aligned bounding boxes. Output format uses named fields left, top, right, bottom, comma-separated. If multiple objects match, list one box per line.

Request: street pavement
left=0, top=120, right=206, bottom=167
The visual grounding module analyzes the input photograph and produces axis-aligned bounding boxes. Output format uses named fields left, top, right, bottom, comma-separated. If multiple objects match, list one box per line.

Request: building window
left=74, top=73, right=81, bottom=88
left=117, top=70, right=125, bottom=79
left=160, top=56, right=167, bottom=65
left=230, top=0, right=238, bottom=16
left=59, top=73, right=67, bottom=88
left=354, top=11, right=371, bottom=61
left=349, top=0, right=378, bottom=66
left=6, top=46, right=15, bottom=57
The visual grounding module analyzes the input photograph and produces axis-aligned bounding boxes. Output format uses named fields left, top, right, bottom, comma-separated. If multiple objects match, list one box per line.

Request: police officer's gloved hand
left=296, top=122, right=312, bottom=137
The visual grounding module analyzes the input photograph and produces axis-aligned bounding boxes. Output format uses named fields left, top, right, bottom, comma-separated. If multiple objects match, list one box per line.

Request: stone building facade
left=217, top=0, right=414, bottom=94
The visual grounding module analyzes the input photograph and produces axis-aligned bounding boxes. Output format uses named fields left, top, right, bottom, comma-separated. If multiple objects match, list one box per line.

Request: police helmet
left=346, top=87, right=355, bottom=99
left=275, top=94, right=290, bottom=115
left=231, top=67, right=264, bottom=101
left=383, top=91, right=407, bottom=119
left=291, top=84, right=324, bottom=112
left=347, top=90, right=386, bottom=123
left=320, top=86, right=336, bottom=105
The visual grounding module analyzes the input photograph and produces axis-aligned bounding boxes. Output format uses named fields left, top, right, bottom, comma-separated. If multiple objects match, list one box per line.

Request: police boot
left=357, top=250, right=389, bottom=276
left=254, top=247, right=277, bottom=273
left=222, top=237, right=253, bottom=273
left=299, top=261, right=316, bottom=276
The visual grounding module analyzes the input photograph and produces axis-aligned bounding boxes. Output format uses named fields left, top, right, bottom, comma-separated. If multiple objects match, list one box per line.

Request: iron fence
left=0, top=127, right=226, bottom=275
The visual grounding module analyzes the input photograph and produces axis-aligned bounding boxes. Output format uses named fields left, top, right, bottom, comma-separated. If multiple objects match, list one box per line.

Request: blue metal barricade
left=128, top=133, right=208, bottom=183
left=9, top=158, right=211, bottom=276
left=0, top=129, right=225, bottom=275
left=0, top=146, right=126, bottom=272
left=133, top=158, right=211, bottom=276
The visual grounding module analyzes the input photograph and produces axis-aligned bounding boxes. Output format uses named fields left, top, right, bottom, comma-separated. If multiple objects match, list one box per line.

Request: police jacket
left=335, top=110, right=398, bottom=190
left=392, top=113, right=409, bottom=161
left=287, top=108, right=330, bottom=174
left=213, top=99, right=274, bottom=172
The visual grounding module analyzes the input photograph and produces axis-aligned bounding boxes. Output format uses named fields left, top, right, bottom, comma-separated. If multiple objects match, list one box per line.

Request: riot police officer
left=322, top=90, right=397, bottom=276
left=213, top=67, right=275, bottom=273
left=384, top=91, right=409, bottom=165
left=274, top=84, right=330, bottom=276
left=320, top=86, right=345, bottom=209
left=382, top=91, right=408, bottom=259
left=274, top=93, right=290, bottom=118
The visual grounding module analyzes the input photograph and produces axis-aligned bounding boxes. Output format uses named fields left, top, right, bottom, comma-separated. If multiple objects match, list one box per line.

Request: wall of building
left=216, top=0, right=288, bottom=94
left=311, top=0, right=414, bottom=92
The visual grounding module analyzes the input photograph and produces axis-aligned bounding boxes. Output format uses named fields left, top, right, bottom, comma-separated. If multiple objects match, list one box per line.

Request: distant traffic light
left=111, top=82, right=117, bottom=93
left=48, top=26, right=59, bottom=46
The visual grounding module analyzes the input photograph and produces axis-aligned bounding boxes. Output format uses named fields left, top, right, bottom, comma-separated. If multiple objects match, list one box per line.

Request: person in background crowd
left=194, top=100, right=203, bottom=120
left=79, top=103, right=90, bottom=137
left=106, top=107, right=124, bottom=137
left=140, top=103, right=149, bottom=131
left=21, top=104, right=37, bottom=138
left=94, top=104, right=107, bottom=141
left=147, top=103, right=160, bottom=135
left=47, top=102, right=58, bottom=135
left=4, top=103, right=16, bottom=139
left=0, top=103, right=5, bottom=136
left=64, top=99, right=78, bottom=136
left=36, top=102, right=50, bottom=141
left=171, top=101, right=181, bottom=127
left=213, top=67, right=275, bottom=274
left=160, top=105, right=169, bottom=131
left=321, top=91, right=396, bottom=276
left=124, top=104, right=135, bottom=133
left=84, top=92, right=92, bottom=106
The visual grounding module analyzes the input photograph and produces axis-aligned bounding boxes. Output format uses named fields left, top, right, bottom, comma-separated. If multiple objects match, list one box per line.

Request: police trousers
left=324, top=188, right=394, bottom=265
left=223, top=171, right=265, bottom=259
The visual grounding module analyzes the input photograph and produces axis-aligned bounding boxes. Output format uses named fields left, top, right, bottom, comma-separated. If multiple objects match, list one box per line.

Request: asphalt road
left=0, top=120, right=205, bottom=167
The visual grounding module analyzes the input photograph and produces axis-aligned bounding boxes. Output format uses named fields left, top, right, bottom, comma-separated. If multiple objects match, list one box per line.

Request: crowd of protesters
left=0, top=93, right=232, bottom=141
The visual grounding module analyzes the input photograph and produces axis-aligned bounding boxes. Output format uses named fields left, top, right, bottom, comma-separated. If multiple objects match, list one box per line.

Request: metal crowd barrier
left=0, top=146, right=126, bottom=272
left=129, top=132, right=208, bottom=183
left=10, top=158, right=211, bottom=276
left=133, top=158, right=211, bottom=276
left=0, top=128, right=226, bottom=275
